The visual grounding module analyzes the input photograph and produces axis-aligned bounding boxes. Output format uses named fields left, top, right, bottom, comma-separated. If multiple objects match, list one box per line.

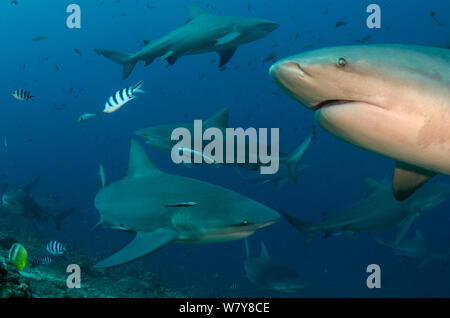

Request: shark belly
left=315, top=98, right=450, bottom=175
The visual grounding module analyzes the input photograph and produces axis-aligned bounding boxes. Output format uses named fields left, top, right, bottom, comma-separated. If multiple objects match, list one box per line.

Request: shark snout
left=269, top=60, right=311, bottom=106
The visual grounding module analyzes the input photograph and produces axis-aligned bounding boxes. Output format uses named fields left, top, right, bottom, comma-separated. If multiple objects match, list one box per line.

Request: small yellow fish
left=8, top=243, right=28, bottom=271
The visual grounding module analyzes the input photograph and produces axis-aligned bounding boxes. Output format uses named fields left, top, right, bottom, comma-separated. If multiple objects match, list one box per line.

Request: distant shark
left=270, top=44, right=450, bottom=201
left=94, top=140, right=280, bottom=268
left=244, top=239, right=307, bottom=293
left=280, top=178, right=450, bottom=248
left=95, top=5, right=278, bottom=79
left=235, top=164, right=309, bottom=189
left=2, top=176, right=77, bottom=230
left=373, top=230, right=450, bottom=268
left=136, top=107, right=315, bottom=181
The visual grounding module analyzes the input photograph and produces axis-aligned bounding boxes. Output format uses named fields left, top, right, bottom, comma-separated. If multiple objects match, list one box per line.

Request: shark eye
left=337, top=57, right=347, bottom=68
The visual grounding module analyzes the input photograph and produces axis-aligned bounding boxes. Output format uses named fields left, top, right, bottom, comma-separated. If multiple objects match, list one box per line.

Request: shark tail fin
left=53, top=207, right=77, bottom=230
left=284, top=126, right=315, bottom=182
left=279, top=208, right=316, bottom=248
left=94, top=48, right=137, bottom=80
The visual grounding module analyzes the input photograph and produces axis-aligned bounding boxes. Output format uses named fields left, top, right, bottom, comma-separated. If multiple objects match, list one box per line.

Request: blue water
left=1, top=0, right=449, bottom=297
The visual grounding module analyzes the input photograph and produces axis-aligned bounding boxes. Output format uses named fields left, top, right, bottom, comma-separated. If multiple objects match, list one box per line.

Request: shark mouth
left=314, top=100, right=353, bottom=110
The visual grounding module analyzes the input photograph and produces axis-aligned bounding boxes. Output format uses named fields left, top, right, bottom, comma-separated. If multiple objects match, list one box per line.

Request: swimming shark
left=235, top=164, right=309, bottom=189
left=1, top=176, right=77, bottom=230
left=136, top=107, right=230, bottom=153
left=244, top=239, right=307, bottom=293
left=270, top=44, right=450, bottom=201
left=280, top=178, right=450, bottom=248
left=95, top=5, right=279, bottom=79
left=373, top=230, right=450, bottom=268
left=93, top=140, right=280, bottom=268
left=136, top=107, right=315, bottom=180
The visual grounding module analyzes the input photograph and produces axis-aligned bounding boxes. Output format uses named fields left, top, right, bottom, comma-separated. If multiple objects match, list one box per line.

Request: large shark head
left=270, top=44, right=443, bottom=112
left=270, top=44, right=450, bottom=200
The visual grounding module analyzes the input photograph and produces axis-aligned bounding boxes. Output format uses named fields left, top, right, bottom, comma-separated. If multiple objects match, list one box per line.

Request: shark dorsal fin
left=415, top=230, right=425, bottom=240
left=204, top=107, right=230, bottom=129
left=127, top=140, right=160, bottom=178
left=364, top=178, right=382, bottom=196
left=260, top=241, right=270, bottom=259
left=185, top=5, right=211, bottom=24
left=24, top=175, right=40, bottom=194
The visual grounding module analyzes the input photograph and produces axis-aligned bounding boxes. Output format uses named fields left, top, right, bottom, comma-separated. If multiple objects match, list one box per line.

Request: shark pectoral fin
left=160, top=50, right=178, bottom=66
left=166, top=55, right=178, bottom=66
left=217, top=47, right=237, bottom=67
left=216, top=32, right=241, bottom=46
left=395, top=213, right=418, bottom=244
left=393, top=161, right=436, bottom=201
left=94, top=229, right=177, bottom=268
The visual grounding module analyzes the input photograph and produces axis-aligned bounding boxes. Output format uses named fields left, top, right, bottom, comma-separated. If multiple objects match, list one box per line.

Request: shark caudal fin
left=53, top=207, right=78, bottom=230
left=283, top=127, right=315, bottom=182
left=94, top=48, right=137, bottom=80
left=279, top=209, right=316, bottom=248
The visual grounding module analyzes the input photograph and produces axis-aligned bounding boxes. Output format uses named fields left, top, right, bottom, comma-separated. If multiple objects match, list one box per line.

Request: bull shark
left=244, top=239, right=307, bottom=293
left=373, top=230, right=450, bottom=268
left=235, top=164, right=309, bottom=189
left=270, top=44, right=450, bottom=201
left=93, top=140, right=280, bottom=268
left=95, top=5, right=279, bottom=79
left=280, top=178, right=450, bottom=248
left=1, top=176, right=77, bottom=230
left=136, top=107, right=315, bottom=180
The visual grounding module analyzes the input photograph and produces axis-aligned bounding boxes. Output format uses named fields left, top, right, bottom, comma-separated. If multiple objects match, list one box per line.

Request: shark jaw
left=270, top=44, right=450, bottom=200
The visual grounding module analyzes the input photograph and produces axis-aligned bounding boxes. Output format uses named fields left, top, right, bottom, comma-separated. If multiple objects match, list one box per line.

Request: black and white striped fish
left=104, top=81, right=145, bottom=113
left=30, top=256, right=52, bottom=267
left=46, top=240, right=66, bottom=255
left=12, top=89, right=34, bottom=101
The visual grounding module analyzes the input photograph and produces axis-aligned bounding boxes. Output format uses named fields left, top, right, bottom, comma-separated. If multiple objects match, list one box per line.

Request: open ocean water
left=0, top=0, right=449, bottom=298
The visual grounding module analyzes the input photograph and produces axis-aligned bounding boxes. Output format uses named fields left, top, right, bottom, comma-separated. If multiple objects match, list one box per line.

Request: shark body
left=95, top=5, right=278, bottom=79
left=373, top=231, right=450, bottom=268
left=1, top=176, right=76, bottom=229
left=244, top=239, right=307, bottom=293
left=270, top=44, right=450, bottom=201
left=136, top=107, right=315, bottom=180
left=280, top=178, right=450, bottom=247
left=94, top=140, right=280, bottom=268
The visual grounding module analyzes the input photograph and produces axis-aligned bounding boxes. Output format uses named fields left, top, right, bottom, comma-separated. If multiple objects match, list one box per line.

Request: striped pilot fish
left=46, top=240, right=66, bottom=255
left=12, top=89, right=34, bottom=101
left=104, top=81, right=145, bottom=113
left=30, top=256, right=52, bottom=267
